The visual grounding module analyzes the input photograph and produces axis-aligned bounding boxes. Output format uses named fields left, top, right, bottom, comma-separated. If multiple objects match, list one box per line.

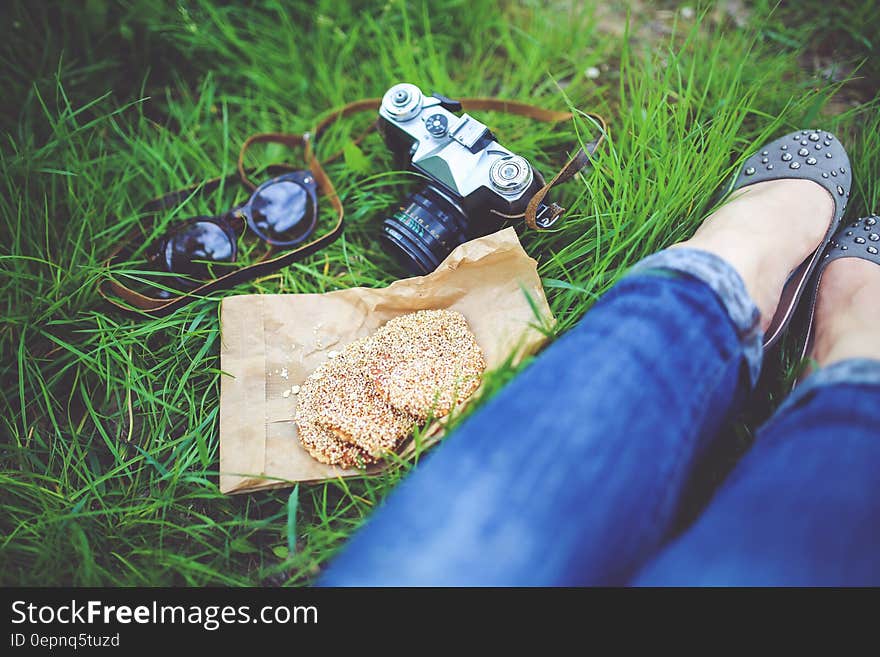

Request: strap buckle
left=534, top=202, right=565, bottom=228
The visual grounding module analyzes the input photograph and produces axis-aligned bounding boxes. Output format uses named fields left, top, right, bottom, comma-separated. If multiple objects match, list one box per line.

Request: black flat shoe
left=725, top=129, right=852, bottom=349
left=798, top=215, right=880, bottom=363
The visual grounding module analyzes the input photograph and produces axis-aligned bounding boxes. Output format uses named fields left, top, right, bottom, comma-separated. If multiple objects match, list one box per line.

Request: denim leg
left=319, top=249, right=762, bottom=586
left=633, top=359, right=880, bottom=586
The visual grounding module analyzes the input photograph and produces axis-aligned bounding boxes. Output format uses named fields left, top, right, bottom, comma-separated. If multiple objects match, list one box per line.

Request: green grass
left=1, top=0, right=879, bottom=586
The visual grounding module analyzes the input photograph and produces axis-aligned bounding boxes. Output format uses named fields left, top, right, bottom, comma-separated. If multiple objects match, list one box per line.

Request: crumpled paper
left=219, top=227, right=554, bottom=494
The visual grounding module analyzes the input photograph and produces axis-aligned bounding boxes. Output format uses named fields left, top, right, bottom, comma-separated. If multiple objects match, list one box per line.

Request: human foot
left=673, top=130, right=851, bottom=347
left=676, top=178, right=834, bottom=332
left=809, top=222, right=880, bottom=368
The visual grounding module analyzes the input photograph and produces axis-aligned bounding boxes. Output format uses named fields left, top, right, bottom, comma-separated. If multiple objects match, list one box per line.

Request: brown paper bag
left=219, top=227, right=555, bottom=494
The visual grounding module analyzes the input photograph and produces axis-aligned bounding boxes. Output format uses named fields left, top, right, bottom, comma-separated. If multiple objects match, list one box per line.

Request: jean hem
left=628, top=247, right=763, bottom=388
left=777, top=358, right=880, bottom=416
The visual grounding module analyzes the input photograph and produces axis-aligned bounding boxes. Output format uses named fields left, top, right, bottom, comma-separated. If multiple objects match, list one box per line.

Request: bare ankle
left=810, top=258, right=880, bottom=368
left=678, top=179, right=833, bottom=331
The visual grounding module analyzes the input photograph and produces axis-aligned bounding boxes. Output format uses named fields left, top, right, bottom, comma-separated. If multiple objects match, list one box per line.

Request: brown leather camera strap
left=458, top=98, right=606, bottom=228
left=100, top=95, right=606, bottom=317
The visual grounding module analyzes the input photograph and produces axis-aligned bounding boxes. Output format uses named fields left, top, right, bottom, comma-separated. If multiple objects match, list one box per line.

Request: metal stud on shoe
left=727, top=129, right=852, bottom=352
left=869, top=246, right=879, bottom=255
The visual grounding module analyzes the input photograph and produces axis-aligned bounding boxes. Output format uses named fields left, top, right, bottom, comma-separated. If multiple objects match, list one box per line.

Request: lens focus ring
left=381, top=184, right=470, bottom=275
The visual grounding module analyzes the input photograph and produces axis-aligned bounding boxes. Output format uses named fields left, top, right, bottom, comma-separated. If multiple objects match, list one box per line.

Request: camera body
left=377, top=83, right=553, bottom=274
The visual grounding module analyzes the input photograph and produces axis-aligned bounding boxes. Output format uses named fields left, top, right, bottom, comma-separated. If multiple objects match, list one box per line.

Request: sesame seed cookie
left=296, top=419, right=375, bottom=468
left=298, top=339, right=418, bottom=457
left=367, top=309, right=485, bottom=419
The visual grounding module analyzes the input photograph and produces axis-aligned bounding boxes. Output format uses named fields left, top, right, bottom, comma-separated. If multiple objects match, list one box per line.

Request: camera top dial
left=381, top=83, right=424, bottom=122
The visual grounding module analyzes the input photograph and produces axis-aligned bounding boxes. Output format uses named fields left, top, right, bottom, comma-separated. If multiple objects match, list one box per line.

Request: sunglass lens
left=164, top=219, right=236, bottom=280
left=250, top=181, right=315, bottom=244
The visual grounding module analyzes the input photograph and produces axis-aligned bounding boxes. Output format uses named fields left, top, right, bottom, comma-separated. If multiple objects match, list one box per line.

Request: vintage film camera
left=378, top=83, right=560, bottom=274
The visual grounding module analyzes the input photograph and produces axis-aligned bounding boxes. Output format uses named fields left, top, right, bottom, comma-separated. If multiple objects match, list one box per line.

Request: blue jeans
left=318, top=249, right=880, bottom=586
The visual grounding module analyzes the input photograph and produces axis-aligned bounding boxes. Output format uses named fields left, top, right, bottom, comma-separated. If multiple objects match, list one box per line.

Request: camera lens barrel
left=381, top=185, right=470, bottom=275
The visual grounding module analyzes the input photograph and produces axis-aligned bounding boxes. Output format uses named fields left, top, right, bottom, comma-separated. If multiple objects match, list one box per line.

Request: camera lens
left=381, top=185, right=470, bottom=275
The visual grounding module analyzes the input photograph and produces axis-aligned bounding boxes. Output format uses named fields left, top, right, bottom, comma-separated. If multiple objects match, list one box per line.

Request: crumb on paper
left=291, top=385, right=301, bottom=395
left=327, top=350, right=340, bottom=359
left=282, top=389, right=291, bottom=398
left=280, top=367, right=289, bottom=379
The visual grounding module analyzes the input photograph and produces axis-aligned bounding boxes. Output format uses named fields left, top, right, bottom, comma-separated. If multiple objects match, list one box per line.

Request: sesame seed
left=297, top=418, right=375, bottom=468
left=367, top=310, right=485, bottom=420
left=294, top=310, right=485, bottom=466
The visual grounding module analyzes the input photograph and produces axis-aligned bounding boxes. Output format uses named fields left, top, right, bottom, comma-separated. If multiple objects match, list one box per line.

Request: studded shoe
left=797, top=215, right=880, bottom=364
left=727, top=129, right=852, bottom=348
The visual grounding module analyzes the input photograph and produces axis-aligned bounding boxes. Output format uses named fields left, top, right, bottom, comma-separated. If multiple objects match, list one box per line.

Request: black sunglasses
left=152, top=170, right=318, bottom=286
